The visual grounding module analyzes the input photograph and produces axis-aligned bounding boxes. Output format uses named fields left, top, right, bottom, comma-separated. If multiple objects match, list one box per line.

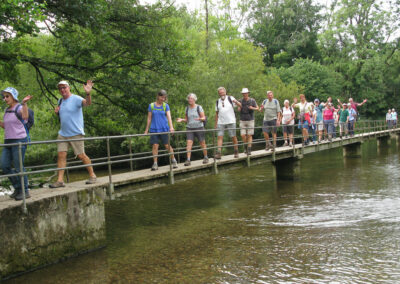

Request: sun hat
left=2, top=87, right=19, bottom=101
left=241, top=88, right=250, bottom=94
left=57, top=80, right=70, bottom=87
left=314, top=98, right=319, bottom=103
left=347, top=103, right=351, bottom=107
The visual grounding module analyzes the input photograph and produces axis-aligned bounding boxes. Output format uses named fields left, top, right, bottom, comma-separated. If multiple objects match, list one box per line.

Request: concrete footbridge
left=0, top=121, right=398, bottom=279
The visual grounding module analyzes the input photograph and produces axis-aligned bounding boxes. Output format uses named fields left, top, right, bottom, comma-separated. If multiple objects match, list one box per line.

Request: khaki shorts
left=57, top=134, right=85, bottom=155
left=240, top=120, right=255, bottom=135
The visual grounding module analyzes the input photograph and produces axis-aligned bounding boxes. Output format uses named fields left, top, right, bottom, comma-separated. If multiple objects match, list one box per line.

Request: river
left=6, top=139, right=400, bottom=283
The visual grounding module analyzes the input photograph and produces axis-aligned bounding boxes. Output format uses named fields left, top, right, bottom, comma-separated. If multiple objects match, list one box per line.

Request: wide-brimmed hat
left=57, top=80, right=70, bottom=87
left=241, top=88, right=250, bottom=94
left=2, top=87, right=19, bottom=101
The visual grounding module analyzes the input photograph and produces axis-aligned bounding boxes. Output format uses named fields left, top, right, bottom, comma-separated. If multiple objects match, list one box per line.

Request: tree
left=246, top=0, right=323, bottom=67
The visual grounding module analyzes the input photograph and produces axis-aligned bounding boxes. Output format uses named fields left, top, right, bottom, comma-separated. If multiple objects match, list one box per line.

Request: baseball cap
left=2, top=87, right=19, bottom=101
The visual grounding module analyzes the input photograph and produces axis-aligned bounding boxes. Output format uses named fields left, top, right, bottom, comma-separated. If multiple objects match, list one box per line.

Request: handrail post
left=18, top=143, right=27, bottom=214
left=168, top=132, right=174, bottom=184
left=129, top=137, right=133, bottom=171
left=246, top=128, right=250, bottom=167
left=106, top=137, right=114, bottom=197
left=213, top=129, right=218, bottom=174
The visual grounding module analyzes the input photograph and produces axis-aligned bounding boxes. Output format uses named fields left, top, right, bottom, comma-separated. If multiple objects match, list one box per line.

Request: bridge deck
left=0, top=129, right=398, bottom=211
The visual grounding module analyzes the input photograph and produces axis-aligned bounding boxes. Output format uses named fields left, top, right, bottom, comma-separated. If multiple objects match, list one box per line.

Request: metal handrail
left=0, top=119, right=397, bottom=213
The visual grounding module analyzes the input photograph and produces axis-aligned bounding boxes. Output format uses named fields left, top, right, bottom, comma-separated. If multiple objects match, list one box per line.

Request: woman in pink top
left=323, top=103, right=335, bottom=141
left=0, top=87, right=32, bottom=200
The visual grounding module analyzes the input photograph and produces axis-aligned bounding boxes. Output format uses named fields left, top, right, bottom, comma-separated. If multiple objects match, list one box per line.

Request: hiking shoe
left=49, top=181, right=65, bottom=188
left=247, top=147, right=252, bottom=155
left=86, top=177, right=97, bottom=184
left=289, top=143, right=293, bottom=147
left=184, top=160, right=191, bottom=166
left=234, top=150, right=239, bottom=158
left=283, top=142, right=288, bottom=147
left=15, top=192, right=31, bottom=201
left=9, top=190, right=18, bottom=199
left=172, top=160, right=178, bottom=169
left=203, top=157, right=209, bottom=164
left=214, top=152, right=221, bottom=159
left=151, top=163, right=158, bottom=171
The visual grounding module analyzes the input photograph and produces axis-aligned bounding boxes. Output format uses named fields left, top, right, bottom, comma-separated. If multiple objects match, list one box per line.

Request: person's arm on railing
left=144, top=111, right=152, bottom=135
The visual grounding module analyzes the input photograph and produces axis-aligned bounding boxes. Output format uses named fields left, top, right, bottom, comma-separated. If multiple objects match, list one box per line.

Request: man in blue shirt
left=49, top=80, right=97, bottom=188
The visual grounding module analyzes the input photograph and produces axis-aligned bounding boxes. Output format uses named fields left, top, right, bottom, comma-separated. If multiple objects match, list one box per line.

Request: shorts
left=217, top=123, right=236, bottom=137
left=283, top=124, right=294, bottom=134
left=57, top=134, right=85, bottom=155
left=186, top=127, right=205, bottom=142
left=263, top=119, right=277, bottom=134
left=298, top=120, right=309, bottom=130
left=150, top=133, right=169, bottom=145
left=315, top=122, right=324, bottom=131
left=239, top=120, right=255, bottom=136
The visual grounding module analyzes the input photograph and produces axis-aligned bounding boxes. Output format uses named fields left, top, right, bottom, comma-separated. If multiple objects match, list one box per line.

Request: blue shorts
left=298, top=120, right=309, bottom=130
left=150, top=133, right=169, bottom=145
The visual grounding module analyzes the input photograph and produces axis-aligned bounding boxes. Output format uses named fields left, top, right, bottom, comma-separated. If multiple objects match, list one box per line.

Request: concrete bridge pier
left=377, top=136, right=391, bottom=148
left=273, top=157, right=302, bottom=181
left=343, top=142, right=362, bottom=158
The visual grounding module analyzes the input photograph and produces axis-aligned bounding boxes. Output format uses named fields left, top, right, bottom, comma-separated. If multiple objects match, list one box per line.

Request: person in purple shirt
left=0, top=87, right=32, bottom=200
left=49, top=80, right=97, bottom=188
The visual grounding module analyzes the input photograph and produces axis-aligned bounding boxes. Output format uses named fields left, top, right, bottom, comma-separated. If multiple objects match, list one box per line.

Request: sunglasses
left=2, top=94, right=11, bottom=99
left=58, top=86, right=68, bottom=90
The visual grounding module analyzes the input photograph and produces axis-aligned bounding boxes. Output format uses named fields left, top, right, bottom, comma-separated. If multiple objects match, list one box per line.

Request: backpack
left=216, top=96, right=233, bottom=110
left=262, top=98, right=279, bottom=107
left=6, top=104, right=34, bottom=141
left=186, top=105, right=207, bottom=127
left=150, top=102, right=167, bottom=112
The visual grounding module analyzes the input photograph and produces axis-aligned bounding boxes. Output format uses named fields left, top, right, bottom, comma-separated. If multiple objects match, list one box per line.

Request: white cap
left=241, top=88, right=250, bottom=94
left=57, top=80, right=70, bottom=87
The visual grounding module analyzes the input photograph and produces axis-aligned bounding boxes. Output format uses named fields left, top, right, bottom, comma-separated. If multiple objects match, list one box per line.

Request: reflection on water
left=6, top=139, right=400, bottom=283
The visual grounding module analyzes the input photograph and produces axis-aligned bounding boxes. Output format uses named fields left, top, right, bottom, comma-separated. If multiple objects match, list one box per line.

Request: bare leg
left=186, top=140, right=193, bottom=160
left=152, top=144, right=159, bottom=163
left=200, top=140, right=208, bottom=157
left=56, top=151, right=67, bottom=182
left=77, top=153, right=96, bottom=178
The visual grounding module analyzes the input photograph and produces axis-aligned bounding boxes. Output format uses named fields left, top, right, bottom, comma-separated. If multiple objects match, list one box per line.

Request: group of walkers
left=1, top=81, right=97, bottom=200
left=145, top=87, right=369, bottom=171
left=386, top=109, right=398, bottom=128
left=0, top=82, right=373, bottom=199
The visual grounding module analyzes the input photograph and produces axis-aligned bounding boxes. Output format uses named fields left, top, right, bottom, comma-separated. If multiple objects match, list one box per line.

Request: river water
left=7, top=139, right=400, bottom=283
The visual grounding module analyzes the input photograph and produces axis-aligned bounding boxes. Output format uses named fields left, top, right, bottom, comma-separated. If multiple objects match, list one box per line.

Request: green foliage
left=246, top=0, right=323, bottom=66
left=276, top=58, right=344, bottom=102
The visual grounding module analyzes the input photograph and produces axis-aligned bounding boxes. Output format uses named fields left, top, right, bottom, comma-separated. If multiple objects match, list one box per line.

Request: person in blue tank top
left=49, top=80, right=97, bottom=188
left=144, top=90, right=178, bottom=171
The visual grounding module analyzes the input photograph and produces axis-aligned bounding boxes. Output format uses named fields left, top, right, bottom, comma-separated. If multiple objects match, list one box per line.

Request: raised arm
left=21, top=95, right=33, bottom=120
left=82, top=80, right=93, bottom=107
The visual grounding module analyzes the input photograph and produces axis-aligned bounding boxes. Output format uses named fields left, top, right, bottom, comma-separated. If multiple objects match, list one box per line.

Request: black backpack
left=186, top=105, right=207, bottom=127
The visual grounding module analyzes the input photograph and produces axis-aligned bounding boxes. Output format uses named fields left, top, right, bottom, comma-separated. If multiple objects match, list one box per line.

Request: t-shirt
left=3, top=104, right=27, bottom=139
left=339, top=109, right=349, bottom=123
left=215, top=96, right=236, bottom=125
left=350, top=102, right=358, bottom=111
left=186, top=105, right=204, bottom=128
left=263, top=99, right=281, bottom=121
left=348, top=108, right=357, bottom=121
left=59, top=94, right=85, bottom=137
left=294, top=102, right=313, bottom=114
left=239, top=98, right=256, bottom=121
left=386, top=113, right=392, bottom=120
left=323, top=108, right=335, bottom=120
left=391, top=112, right=397, bottom=120
left=315, top=104, right=324, bottom=123
left=148, top=103, right=170, bottom=133
left=282, top=106, right=295, bottom=125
